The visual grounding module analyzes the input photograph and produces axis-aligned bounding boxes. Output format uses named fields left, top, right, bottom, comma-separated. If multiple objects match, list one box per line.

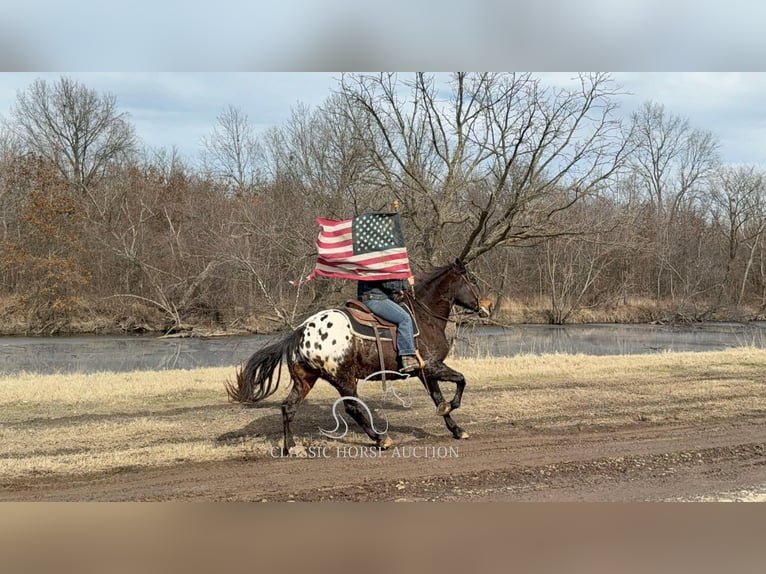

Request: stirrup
left=400, top=355, right=420, bottom=373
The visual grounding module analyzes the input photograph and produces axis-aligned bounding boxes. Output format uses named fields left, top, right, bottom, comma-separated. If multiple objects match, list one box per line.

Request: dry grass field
left=1, top=348, right=765, bottom=500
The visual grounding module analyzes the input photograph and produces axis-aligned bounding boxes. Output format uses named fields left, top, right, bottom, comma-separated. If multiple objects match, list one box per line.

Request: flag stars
left=355, top=214, right=398, bottom=252
left=316, top=212, right=410, bottom=279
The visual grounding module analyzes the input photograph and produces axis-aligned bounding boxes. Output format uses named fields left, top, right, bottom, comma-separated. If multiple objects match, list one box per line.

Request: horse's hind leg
left=330, top=376, right=393, bottom=449
left=281, top=364, right=318, bottom=455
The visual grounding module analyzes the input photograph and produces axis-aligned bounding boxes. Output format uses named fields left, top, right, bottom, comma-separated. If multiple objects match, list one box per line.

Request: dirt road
left=3, top=415, right=765, bottom=501
left=3, top=349, right=766, bottom=501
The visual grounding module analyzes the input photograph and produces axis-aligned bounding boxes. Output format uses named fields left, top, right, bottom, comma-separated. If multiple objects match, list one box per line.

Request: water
left=1, top=322, right=765, bottom=375
left=452, top=322, right=766, bottom=358
left=0, top=333, right=276, bottom=375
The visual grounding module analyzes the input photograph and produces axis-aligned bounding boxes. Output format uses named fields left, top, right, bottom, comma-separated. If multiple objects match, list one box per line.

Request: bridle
left=460, top=270, right=483, bottom=309
left=403, top=266, right=484, bottom=324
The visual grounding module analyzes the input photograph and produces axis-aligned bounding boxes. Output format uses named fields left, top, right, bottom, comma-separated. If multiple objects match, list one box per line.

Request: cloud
left=3, top=72, right=766, bottom=165
left=0, top=73, right=338, bottom=160
left=611, top=73, right=766, bottom=164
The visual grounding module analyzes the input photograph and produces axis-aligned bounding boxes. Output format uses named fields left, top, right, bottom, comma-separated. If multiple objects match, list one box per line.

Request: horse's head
left=450, top=259, right=492, bottom=318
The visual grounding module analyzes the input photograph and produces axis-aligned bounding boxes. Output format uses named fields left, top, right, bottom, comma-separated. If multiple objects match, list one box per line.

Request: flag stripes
left=311, top=213, right=412, bottom=281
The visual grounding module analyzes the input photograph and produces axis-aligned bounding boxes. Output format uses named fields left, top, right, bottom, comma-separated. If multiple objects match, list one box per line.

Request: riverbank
left=2, top=348, right=765, bottom=501
left=1, top=293, right=763, bottom=337
left=0, top=294, right=276, bottom=337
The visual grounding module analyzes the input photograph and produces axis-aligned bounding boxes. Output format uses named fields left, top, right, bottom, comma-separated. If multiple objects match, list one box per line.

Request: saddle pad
left=336, top=306, right=420, bottom=342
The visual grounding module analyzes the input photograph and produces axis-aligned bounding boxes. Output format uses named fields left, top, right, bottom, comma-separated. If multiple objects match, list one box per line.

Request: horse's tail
left=225, top=326, right=306, bottom=404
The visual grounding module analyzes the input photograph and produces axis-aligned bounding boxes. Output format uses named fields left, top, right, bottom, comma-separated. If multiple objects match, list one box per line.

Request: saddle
left=339, top=300, right=421, bottom=378
left=340, top=300, right=420, bottom=352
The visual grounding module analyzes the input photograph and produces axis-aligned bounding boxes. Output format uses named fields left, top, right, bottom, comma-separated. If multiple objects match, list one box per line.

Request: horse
left=226, top=259, right=492, bottom=455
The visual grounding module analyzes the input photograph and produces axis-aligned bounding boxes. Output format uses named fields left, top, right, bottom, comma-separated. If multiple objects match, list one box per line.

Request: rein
left=404, top=290, right=454, bottom=323
left=403, top=269, right=482, bottom=324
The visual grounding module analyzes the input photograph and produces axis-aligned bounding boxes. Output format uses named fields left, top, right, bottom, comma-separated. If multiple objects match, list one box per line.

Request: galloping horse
left=226, top=259, right=492, bottom=455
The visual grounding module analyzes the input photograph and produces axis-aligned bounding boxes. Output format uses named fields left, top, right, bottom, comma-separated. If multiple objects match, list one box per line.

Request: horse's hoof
left=288, top=445, right=307, bottom=457
left=437, top=401, right=452, bottom=416
left=377, top=435, right=393, bottom=450
left=452, top=429, right=470, bottom=439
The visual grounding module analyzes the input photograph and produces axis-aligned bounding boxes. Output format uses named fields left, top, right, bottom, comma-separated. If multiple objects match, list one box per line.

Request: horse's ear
left=454, top=258, right=466, bottom=271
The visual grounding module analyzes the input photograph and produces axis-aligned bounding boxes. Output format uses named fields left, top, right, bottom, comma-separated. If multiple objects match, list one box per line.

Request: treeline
left=1, top=73, right=765, bottom=335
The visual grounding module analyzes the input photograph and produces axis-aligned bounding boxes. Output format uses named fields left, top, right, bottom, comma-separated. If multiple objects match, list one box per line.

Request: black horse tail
left=225, top=325, right=306, bottom=404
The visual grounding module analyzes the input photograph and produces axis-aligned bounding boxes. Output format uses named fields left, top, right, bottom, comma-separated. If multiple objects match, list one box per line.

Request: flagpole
left=394, top=200, right=424, bottom=371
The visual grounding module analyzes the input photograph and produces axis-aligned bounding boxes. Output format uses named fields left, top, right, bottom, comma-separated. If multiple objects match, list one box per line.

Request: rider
left=357, top=275, right=420, bottom=373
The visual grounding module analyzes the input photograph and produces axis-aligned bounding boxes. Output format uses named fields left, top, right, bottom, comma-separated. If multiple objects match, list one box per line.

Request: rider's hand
left=407, top=276, right=415, bottom=287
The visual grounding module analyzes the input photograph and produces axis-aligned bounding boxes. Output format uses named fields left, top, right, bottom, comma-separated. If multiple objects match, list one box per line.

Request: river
left=2, top=321, right=765, bottom=375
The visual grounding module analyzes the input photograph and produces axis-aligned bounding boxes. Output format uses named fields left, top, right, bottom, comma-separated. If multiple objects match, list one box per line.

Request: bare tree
left=201, top=105, right=263, bottom=195
left=535, top=196, right=633, bottom=324
left=710, top=165, right=766, bottom=307
left=261, top=96, right=379, bottom=217
left=0, top=126, right=21, bottom=244
left=630, top=101, right=719, bottom=221
left=338, top=72, right=630, bottom=266
left=629, top=101, right=719, bottom=302
left=8, top=76, right=136, bottom=192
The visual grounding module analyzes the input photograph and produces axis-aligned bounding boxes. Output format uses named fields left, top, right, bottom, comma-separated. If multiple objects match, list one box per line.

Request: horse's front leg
left=419, top=363, right=469, bottom=440
left=426, top=362, right=467, bottom=414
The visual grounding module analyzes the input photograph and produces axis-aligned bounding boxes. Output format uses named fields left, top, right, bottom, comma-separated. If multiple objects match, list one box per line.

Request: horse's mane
left=415, top=263, right=454, bottom=286
left=414, top=263, right=459, bottom=304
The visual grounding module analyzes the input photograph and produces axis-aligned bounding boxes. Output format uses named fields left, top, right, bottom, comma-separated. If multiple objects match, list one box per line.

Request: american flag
left=307, top=212, right=412, bottom=281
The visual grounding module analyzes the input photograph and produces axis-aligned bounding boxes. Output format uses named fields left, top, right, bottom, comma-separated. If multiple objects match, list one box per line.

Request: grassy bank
left=2, top=293, right=764, bottom=336
left=495, top=296, right=766, bottom=325
left=0, top=294, right=275, bottom=336
left=1, top=348, right=765, bottom=483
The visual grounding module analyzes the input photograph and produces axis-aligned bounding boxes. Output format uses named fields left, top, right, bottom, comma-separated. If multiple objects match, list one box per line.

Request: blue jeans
left=363, top=298, right=416, bottom=356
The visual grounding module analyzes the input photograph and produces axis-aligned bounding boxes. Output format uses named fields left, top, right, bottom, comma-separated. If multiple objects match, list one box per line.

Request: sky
left=0, top=72, right=339, bottom=162
left=1, top=72, right=766, bottom=166
left=1, top=2, right=765, bottom=164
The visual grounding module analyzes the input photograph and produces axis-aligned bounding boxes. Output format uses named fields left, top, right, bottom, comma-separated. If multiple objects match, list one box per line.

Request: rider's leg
left=363, top=298, right=417, bottom=369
